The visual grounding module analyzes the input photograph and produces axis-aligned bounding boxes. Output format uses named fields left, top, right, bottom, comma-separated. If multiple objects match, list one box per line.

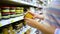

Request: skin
left=24, top=12, right=56, bottom=34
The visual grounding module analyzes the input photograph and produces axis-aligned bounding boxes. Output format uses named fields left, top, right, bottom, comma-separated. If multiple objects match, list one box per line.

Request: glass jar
left=1, top=7, right=10, bottom=19
left=10, top=7, right=16, bottom=18
left=15, top=7, right=21, bottom=17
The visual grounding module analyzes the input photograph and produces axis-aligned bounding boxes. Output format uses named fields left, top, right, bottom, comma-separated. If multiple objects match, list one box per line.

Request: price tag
left=11, top=20, right=15, bottom=23
left=0, top=23, right=2, bottom=27
left=19, top=17, right=22, bottom=20
left=18, top=18, right=20, bottom=20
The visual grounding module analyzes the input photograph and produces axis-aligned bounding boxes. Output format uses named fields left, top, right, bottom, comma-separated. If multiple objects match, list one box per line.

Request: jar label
left=2, top=10, right=10, bottom=12
left=16, top=10, right=20, bottom=13
left=2, top=15, right=10, bottom=18
left=10, top=10, right=15, bottom=12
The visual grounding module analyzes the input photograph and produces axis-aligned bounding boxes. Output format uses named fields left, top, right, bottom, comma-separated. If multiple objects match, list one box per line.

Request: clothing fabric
left=55, top=28, right=60, bottom=34
left=45, top=0, right=60, bottom=34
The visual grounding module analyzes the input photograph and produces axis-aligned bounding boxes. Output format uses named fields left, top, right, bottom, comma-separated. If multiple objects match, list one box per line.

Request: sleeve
left=54, top=28, right=60, bottom=34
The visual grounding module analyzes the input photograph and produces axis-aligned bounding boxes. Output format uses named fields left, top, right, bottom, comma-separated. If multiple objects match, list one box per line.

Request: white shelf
left=11, top=0, right=42, bottom=8
left=30, top=28, right=37, bottom=34
left=0, top=16, right=24, bottom=27
left=17, top=25, right=31, bottom=34
left=0, top=0, right=42, bottom=8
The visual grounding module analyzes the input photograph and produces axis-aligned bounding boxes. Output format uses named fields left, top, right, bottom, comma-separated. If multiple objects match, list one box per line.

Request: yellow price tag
left=22, top=32, right=24, bottom=34
left=0, top=23, right=2, bottom=27
left=11, top=20, right=14, bottom=23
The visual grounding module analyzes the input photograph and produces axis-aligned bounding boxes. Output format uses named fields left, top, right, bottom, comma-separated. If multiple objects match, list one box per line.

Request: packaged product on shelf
left=2, top=28, right=9, bottom=34
left=8, top=25, right=16, bottom=34
left=13, top=23, right=23, bottom=33
left=20, top=7, right=24, bottom=15
left=17, top=23, right=23, bottom=33
left=16, top=23, right=23, bottom=30
left=1, top=7, right=10, bottom=19
left=18, top=23, right=23, bottom=28
left=24, top=0, right=27, bottom=2
left=15, top=7, right=24, bottom=17
left=27, top=0, right=32, bottom=3
left=24, top=12, right=33, bottom=19
left=10, top=7, right=16, bottom=18
left=8, top=25, right=13, bottom=31
left=24, top=28, right=31, bottom=34
left=0, top=8, right=2, bottom=20
left=8, top=30, right=16, bottom=34
left=24, top=8, right=28, bottom=13
left=15, top=7, right=21, bottom=17
left=22, top=20, right=26, bottom=26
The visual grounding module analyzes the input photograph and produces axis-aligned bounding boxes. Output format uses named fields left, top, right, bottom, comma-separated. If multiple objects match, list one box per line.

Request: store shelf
left=17, top=25, right=31, bottom=34
left=0, top=16, right=24, bottom=27
left=0, top=0, right=42, bottom=8
left=30, top=28, right=37, bottom=34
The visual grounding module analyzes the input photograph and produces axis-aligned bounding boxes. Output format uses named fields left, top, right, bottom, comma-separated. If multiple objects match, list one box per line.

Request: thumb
left=24, top=18, right=31, bottom=22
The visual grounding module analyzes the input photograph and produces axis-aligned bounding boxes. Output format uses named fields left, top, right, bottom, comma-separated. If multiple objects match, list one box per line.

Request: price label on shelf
left=11, top=20, right=15, bottom=23
left=0, top=23, right=2, bottom=27
left=18, top=18, right=20, bottom=20
left=19, top=17, right=23, bottom=20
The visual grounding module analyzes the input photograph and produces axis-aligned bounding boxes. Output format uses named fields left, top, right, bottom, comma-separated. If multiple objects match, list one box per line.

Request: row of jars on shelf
left=0, top=20, right=26, bottom=34
left=0, top=7, right=24, bottom=20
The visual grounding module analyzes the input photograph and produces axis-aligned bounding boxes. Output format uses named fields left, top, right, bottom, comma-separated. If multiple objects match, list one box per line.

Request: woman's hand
left=28, top=12, right=44, bottom=20
left=24, top=18, right=55, bottom=34
left=24, top=18, right=39, bottom=28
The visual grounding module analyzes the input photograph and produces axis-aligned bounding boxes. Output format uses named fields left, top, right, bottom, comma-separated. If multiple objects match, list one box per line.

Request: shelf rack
left=0, top=0, right=42, bottom=8
left=0, top=0, right=43, bottom=34
left=0, top=16, right=24, bottom=27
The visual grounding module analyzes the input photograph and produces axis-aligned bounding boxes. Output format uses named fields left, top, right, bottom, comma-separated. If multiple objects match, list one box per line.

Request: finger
left=24, top=18, right=33, bottom=23
left=24, top=18, right=31, bottom=21
left=32, top=16, right=36, bottom=19
left=24, top=17, right=29, bottom=21
left=24, top=18, right=31, bottom=20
